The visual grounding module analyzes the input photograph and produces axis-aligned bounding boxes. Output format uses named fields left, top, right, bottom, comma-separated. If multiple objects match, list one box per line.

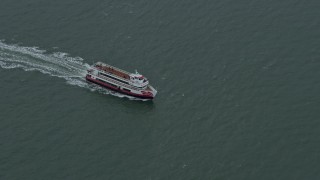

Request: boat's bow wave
left=0, top=41, right=147, bottom=101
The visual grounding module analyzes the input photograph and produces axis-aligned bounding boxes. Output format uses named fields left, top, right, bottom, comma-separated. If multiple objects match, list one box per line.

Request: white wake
left=0, top=41, right=145, bottom=100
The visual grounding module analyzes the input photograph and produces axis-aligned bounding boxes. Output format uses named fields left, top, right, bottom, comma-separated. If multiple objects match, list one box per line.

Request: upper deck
left=90, top=62, right=153, bottom=91
left=94, top=62, right=130, bottom=80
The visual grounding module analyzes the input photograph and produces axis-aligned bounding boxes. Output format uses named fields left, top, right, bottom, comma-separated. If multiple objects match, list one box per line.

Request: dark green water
left=1, top=0, right=320, bottom=179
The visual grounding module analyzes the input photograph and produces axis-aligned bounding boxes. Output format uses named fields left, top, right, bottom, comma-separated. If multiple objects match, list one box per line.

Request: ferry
left=86, top=62, right=157, bottom=99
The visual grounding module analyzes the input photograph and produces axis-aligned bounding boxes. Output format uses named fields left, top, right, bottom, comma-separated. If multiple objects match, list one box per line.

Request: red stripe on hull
left=86, top=75, right=154, bottom=99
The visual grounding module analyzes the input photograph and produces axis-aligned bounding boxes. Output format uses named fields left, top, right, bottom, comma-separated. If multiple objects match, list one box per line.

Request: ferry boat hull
left=85, top=62, right=157, bottom=99
left=86, top=75, right=154, bottom=99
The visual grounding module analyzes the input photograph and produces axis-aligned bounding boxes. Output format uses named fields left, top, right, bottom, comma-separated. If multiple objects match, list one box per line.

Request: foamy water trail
left=0, top=41, right=146, bottom=100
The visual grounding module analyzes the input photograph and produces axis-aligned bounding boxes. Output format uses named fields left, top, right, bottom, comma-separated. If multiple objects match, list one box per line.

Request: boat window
left=97, top=78, right=106, bottom=83
left=99, top=72, right=129, bottom=84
